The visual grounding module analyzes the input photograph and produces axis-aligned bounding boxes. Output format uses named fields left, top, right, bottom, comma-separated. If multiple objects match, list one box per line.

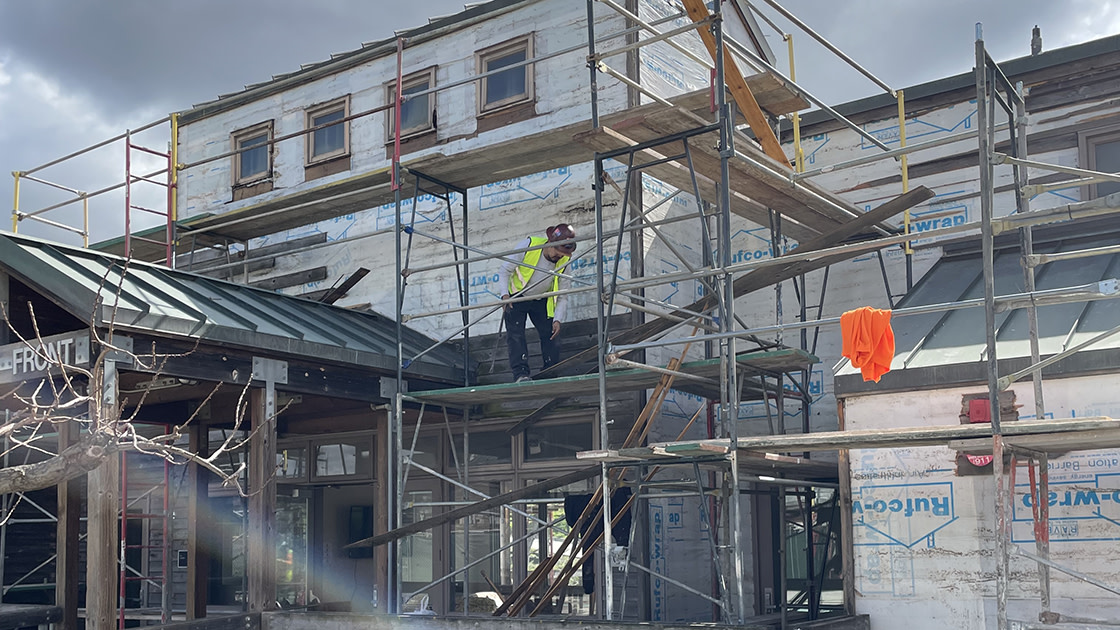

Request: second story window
left=387, top=69, right=436, bottom=139
left=477, top=36, right=533, bottom=113
left=306, top=97, right=350, bottom=164
left=232, top=122, right=272, bottom=185
left=1081, top=126, right=1120, bottom=199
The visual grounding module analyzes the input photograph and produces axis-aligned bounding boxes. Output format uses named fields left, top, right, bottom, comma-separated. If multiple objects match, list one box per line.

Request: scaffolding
left=377, top=0, right=935, bottom=625
left=8, top=1, right=1120, bottom=628
left=378, top=5, right=1120, bottom=628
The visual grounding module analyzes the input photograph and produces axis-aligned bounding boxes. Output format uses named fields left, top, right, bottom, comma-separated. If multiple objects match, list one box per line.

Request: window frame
left=1078, top=122, right=1120, bottom=201
left=308, top=433, right=375, bottom=483
left=230, top=121, right=273, bottom=186
left=305, top=96, right=351, bottom=165
left=476, top=35, right=535, bottom=114
left=386, top=67, right=437, bottom=141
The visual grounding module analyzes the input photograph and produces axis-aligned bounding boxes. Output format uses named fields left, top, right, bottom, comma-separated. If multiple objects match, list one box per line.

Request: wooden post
left=374, top=408, right=390, bottom=612
left=247, top=387, right=277, bottom=612
left=55, top=420, right=80, bottom=630
left=186, top=425, right=211, bottom=619
left=85, top=457, right=119, bottom=630
left=85, top=359, right=119, bottom=630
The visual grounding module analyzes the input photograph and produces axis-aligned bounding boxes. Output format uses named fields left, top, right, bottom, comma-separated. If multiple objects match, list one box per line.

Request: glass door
left=275, top=492, right=309, bottom=608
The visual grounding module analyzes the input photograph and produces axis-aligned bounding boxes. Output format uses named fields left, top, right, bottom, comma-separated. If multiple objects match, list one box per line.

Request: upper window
left=231, top=122, right=272, bottom=185
left=387, top=69, right=436, bottom=139
left=1082, top=126, right=1120, bottom=199
left=306, top=97, right=350, bottom=164
left=477, top=36, right=534, bottom=113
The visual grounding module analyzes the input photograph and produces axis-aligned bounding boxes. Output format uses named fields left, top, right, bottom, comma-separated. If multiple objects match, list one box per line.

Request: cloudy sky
left=0, top=0, right=1116, bottom=244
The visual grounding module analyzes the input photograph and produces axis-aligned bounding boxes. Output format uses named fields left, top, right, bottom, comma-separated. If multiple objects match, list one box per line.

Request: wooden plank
left=0, top=605, right=64, bottom=630
left=575, top=449, right=645, bottom=462
left=410, top=348, right=815, bottom=405
left=739, top=451, right=837, bottom=479
left=582, top=418, right=1120, bottom=457
left=317, top=267, right=371, bottom=304
left=135, top=614, right=260, bottom=630
left=606, top=108, right=839, bottom=229
left=348, top=465, right=600, bottom=548
left=536, top=186, right=935, bottom=378
left=504, top=397, right=570, bottom=435
left=675, top=76, right=808, bottom=118
left=710, top=417, right=1120, bottom=453
left=948, top=428, right=1120, bottom=454
left=171, top=87, right=800, bottom=245
left=574, top=126, right=822, bottom=241
left=680, top=0, right=788, bottom=164
left=247, top=266, right=326, bottom=291
left=178, top=232, right=328, bottom=271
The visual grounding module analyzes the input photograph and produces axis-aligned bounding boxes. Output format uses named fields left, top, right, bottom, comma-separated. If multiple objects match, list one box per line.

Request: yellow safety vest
left=509, top=236, right=569, bottom=317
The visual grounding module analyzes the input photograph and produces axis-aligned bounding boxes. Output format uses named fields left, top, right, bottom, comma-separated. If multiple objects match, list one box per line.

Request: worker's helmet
left=546, top=224, right=576, bottom=254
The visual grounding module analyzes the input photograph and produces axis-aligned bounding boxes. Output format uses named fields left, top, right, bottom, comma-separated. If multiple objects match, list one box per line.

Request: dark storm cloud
left=0, top=0, right=469, bottom=119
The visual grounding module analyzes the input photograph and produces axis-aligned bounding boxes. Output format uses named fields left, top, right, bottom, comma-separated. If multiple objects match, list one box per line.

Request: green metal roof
left=0, top=231, right=465, bottom=384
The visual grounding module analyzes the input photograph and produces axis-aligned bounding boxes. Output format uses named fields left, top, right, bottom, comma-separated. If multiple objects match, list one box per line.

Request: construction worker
left=498, top=224, right=577, bottom=383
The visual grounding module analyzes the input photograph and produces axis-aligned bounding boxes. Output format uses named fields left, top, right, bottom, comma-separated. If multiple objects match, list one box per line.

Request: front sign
left=0, top=332, right=91, bottom=383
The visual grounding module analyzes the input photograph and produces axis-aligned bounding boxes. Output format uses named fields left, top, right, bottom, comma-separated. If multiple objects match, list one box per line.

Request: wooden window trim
left=1078, top=122, right=1120, bottom=201
left=231, top=121, right=273, bottom=187
left=476, top=35, right=535, bottom=115
left=386, top=67, right=437, bottom=142
left=305, top=96, right=351, bottom=166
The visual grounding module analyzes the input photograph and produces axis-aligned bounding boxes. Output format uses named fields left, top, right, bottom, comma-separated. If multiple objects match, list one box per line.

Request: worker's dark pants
left=505, top=298, right=559, bottom=380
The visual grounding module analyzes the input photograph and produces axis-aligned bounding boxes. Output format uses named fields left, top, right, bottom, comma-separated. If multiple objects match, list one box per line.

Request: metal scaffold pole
left=976, top=24, right=1010, bottom=630
left=390, top=35, right=406, bottom=616
left=711, top=10, right=747, bottom=623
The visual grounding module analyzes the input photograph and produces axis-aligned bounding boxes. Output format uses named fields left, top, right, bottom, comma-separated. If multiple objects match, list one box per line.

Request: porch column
left=85, top=358, right=120, bottom=630
left=186, top=425, right=211, bottom=619
left=247, top=359, right=284, bottom=611
left=56, top=420, right=80, bottom=630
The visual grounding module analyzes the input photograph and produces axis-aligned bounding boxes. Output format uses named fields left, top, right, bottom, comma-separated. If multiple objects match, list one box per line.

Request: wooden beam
left=948, top=428, right=1120, bottom=454
left=0, top=605, right=63, bottom=630
left=317, top=267, right=371, bottom=304
left=134, top=614, right=260, bottom=630
left=85, top=455, right=118, bottom=630
left=246, top=388, right=277, bottom=612
left=55, top=422, right=80, bottom=630
left=185, top=425, right=210, bottom=620
left=347, top=466, right=600, bottom=548
left=248, top=266, right=327, bottom=291
left=85, top=359, right=119, bottom=630
left=680, top=0, right=788, bottom=164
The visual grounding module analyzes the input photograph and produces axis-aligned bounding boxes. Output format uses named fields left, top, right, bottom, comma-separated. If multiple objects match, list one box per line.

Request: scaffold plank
left=948, top=428, right=1120, bottom=454
left=408, top=347, right=816, bottom=406
left=577, top=446, right=838, bottom=479
left=574, top=125, right=821, bottom=241
left=175, top=87, right=848, bottom=246
left=596, top=417, right=1120, bottom=456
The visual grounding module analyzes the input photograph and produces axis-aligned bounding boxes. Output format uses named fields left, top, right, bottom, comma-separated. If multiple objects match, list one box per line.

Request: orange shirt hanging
left=840, top=307, right=895, bottom=382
